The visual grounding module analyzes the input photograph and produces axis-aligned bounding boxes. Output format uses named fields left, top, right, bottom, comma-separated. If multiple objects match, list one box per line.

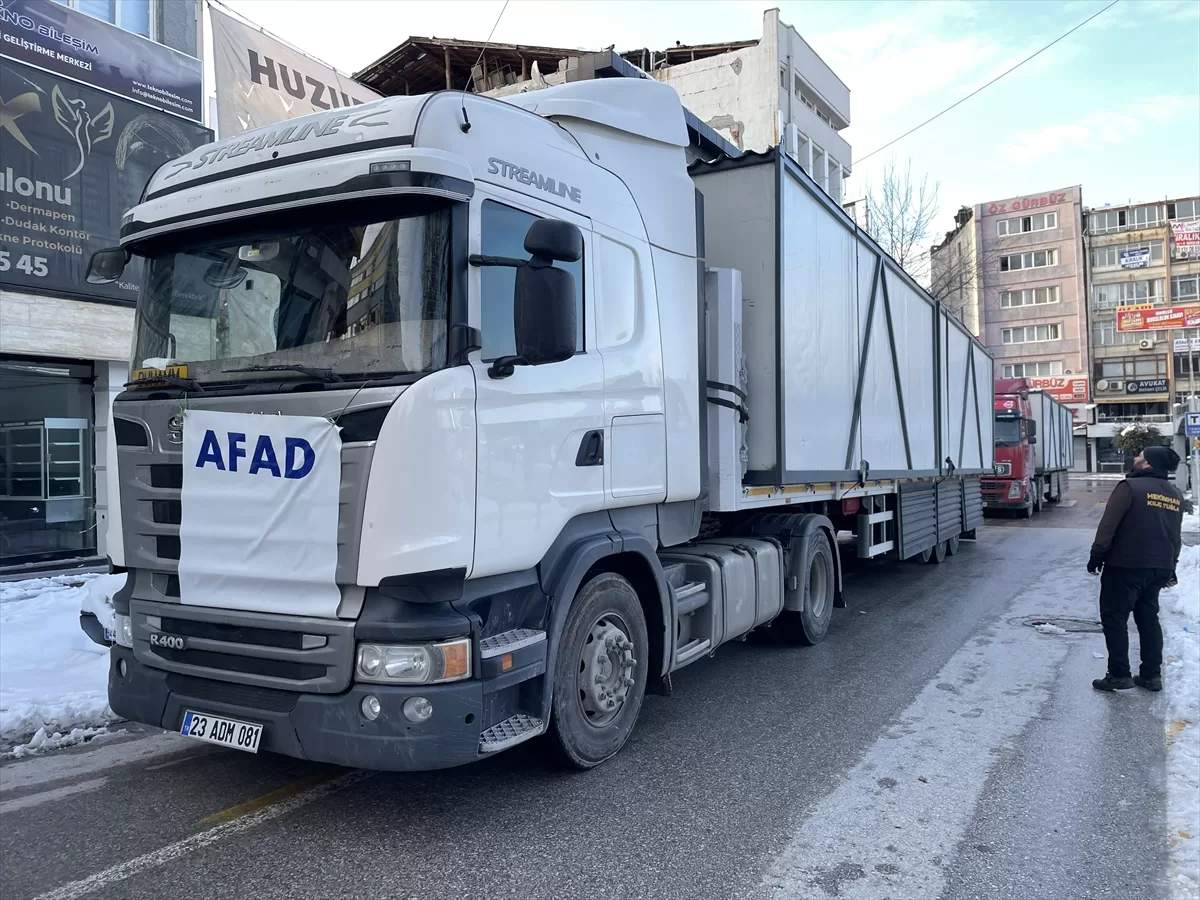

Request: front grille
left=152, top=573, right=181, bottom=597
left=156, top=535, right=181, bottom=560
left=148, top=464, right=183, bottom=489
left=152, top=500, right=181, bottom=524
left=161, top=616, right=323, bottom=650
left=155, top=647, right=327, bottom=682
left=166, top=673, right=299, bottom=713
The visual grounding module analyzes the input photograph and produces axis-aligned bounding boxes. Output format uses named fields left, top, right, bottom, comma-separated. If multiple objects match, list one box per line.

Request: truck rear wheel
left=946, top=534, right=961, bottom=556
left=549, top=572, right=649, bottom=770
left=925, top=540, right=947, bottom=564
left=772, top=531, right=835, bottom=646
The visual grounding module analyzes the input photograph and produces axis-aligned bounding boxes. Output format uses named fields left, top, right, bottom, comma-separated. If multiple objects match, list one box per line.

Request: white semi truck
left=85, top=76, right=993, bottom=770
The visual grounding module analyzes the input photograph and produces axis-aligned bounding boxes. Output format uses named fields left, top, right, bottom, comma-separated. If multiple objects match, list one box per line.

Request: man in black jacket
left=1088, top=445, right=1184, bottom=692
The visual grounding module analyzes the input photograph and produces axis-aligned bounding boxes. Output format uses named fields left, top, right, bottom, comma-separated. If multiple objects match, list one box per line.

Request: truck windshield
left=130, top=204, right=453, bottom=387
left=994, top=416, right=1022, bottom=448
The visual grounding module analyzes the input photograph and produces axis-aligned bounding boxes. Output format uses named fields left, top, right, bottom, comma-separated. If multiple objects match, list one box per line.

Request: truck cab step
left=479, top=714, right=546, bottom=753
left=673, top=581, right=707, bottom=616
left=674, top=638, right=712, bottom=666
left=479, top=628, right=546, bottom=659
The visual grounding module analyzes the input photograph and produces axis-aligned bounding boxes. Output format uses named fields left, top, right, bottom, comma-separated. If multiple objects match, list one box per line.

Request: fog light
left=117, top=658, right=127, bottom=678
left=361, top=694, right=381, bottom=721
left=403, top=696, right=433, bottom=723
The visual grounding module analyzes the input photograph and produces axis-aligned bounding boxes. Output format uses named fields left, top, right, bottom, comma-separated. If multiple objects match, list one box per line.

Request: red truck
left=983, top=378, right=1074, bottom=518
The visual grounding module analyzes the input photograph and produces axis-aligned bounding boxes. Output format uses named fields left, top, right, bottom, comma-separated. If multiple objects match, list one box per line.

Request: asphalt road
left=1, top=484, right=1172, bottom=900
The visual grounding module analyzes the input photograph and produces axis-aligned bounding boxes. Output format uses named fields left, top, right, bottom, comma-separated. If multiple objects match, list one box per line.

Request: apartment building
left=356, top=9, right=852, bottom=202
left=1084, top=195, right=1200, bottom=471
left=931, top=187, right=1090, bottom=465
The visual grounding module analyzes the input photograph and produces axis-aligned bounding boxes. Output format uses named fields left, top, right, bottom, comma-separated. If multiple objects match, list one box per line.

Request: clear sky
left=220, top=0, right=1200, bottom=238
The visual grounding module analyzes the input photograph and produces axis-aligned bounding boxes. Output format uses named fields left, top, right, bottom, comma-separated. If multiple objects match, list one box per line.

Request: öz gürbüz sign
left=987, top=191, right=1068, bottom=215
left=0, top=59, right=210, bottom=302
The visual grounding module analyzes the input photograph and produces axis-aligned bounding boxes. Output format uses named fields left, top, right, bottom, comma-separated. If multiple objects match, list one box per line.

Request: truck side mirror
left=1028, top=420, right=1037, bottom=437
left=86, top=247, right=130, bottom=284
left=512, top=219, right=581, bottom=367
left=1029, top=435, right=1037, bottom=444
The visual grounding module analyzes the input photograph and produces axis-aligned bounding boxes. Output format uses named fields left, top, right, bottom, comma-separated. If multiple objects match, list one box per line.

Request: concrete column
left=805, top=138, right=813, bottom=176
left=93, top=360, right=128, bottom=560
left=832, top=162, right=843, bottom=204
left=822, top=150, right=830, bottom=193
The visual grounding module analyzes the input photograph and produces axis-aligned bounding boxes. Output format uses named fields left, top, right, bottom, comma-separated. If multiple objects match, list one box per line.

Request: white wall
left=93, top=359, right=129, bottom=560
left=0, top=292, right=135, bottom=362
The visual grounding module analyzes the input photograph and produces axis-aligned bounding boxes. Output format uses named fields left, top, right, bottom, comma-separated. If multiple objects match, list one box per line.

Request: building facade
left=931, top=187, right=1090, bottom=465
left=0, top=0, right=206, bottom=570
left=1083, top=196, right=1200, bottom=472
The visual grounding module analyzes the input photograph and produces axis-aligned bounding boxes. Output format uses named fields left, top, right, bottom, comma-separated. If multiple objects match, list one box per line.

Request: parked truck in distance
left=984, top=378, right=1073, bottom=518
left=84, top=75, right=993, bottom=773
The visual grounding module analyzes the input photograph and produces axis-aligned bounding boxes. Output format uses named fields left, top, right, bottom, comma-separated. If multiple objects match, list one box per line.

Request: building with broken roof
left=354, top=8, right=852, bottom=203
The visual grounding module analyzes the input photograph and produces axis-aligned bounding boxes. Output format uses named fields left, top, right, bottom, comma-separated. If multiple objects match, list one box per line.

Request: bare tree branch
left=864, top=158, right=940, bottom=282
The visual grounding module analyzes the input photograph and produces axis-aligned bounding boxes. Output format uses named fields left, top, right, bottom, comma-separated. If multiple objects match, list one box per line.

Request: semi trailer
left=85, top=76, right=993, bottom=771
left=984, top=378, right=1073, bottom=518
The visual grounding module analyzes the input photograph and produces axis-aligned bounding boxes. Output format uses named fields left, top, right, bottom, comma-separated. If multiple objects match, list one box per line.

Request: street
left=0, top=482, right=1178, bottom=900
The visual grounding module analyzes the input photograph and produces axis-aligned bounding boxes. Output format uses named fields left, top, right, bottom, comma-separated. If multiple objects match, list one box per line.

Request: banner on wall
left=0, top=0, right=202, bottom=121
left=0, top=59, right=211, bottom=302
left=209, top=6, right=382, bottom=138
left=1116, top=306, right=1200, bottom=332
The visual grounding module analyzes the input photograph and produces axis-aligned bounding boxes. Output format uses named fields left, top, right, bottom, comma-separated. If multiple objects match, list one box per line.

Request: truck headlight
left=1008, top=481, right=1023, bottom=499
left=355, top=639, right=471, bottom=685
left=113, top=613, right=133, bottom=648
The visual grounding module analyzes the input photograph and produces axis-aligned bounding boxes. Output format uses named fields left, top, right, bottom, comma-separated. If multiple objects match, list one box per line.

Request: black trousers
left=1098, top=565, right=1170, bottom=679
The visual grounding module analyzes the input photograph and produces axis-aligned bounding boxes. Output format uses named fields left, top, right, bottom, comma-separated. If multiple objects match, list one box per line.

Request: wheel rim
left=809, top=552, right=830, bottom=619
left=577, top=614, right=637, bottom=728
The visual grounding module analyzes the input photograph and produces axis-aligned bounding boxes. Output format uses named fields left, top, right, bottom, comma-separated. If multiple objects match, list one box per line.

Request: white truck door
left=470, top=189, right=606, bottom=579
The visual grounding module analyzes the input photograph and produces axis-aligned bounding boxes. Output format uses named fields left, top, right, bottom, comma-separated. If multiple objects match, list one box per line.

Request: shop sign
left=1125, top=378, right=1168, bottom=394
left=0, top=59, right=211, bottom=303
left=1116, top=306, right=1200, bottom=332
left=1027, top=376, right=1089, bottom=402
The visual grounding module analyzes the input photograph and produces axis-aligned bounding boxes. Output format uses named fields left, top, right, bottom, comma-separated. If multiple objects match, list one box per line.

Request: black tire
left=1018, top=500, right=1034, bottom=519
left=772, top=531, right=835, bottom=646
left=1033, top=479, right=1042, bottom=513
left=549, top=572, right=649, bottom=770
left=918, top=547, right=933, bottom=563
left=926, top=539, right=947, bottom=564
left=946, top=534, right=961, bottom=556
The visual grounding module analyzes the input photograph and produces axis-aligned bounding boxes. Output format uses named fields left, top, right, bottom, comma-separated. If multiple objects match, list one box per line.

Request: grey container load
left=1030, top=390, right=1074, bottom=473
left=690, top=148, right=993, bottom=487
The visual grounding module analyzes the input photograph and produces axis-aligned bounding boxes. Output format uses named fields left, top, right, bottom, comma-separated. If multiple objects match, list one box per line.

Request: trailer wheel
left=925, top=540, right=947, bottom=564
left=772, top=532, right=835, bottom=646
left=549, top=572, right=649, bottom=770
left=946, top=534, right=961, bottom=556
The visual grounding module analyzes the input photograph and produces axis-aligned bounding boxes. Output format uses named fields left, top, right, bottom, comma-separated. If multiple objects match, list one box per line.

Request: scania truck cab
left=92, top=76, right=992, bottom=771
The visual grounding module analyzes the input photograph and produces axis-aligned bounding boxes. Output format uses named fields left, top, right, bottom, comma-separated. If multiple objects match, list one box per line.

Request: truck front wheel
left=771, top=531, right=835, bottom=646
left=550, top=572, right=649, bottom=770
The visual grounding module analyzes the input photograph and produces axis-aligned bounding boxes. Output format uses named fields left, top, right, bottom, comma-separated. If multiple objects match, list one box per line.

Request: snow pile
left=1161, top=544, right=1200, bottom=899
left=0, top=573, right=126, bottom=746
left=1184, top=507, right=1199, bottom=536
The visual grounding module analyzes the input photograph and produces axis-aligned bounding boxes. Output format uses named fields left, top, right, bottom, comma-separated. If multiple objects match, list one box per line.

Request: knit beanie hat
left=1143, top=445, right=1181, bottom=472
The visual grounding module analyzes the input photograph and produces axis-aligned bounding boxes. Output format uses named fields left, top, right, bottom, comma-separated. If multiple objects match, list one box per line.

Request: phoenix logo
left=52, top=85, right=113, bottom=179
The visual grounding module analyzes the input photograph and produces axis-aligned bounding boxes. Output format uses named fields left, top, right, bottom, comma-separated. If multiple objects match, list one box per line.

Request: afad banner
left=0, top=59, right=211, bottom=302
left=1116, top=306, right=1200, bottom=332
left=0, top=0, right=202, bottom=122
left=209, top=6, right=381, bottom=139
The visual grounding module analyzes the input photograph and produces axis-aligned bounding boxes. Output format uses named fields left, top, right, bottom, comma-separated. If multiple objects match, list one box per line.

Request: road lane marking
left=0, top=778, right=108, bottom=815
left=0, top=733, right=191, bottom=793
left=759, top=564, right=1092, bottom=900
left=32, top=769, right=374, bottom=900
left=201, top=770, right=346, bottom=824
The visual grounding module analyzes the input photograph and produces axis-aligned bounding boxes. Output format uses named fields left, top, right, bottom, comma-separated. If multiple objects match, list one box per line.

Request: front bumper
left=982, top=477, right=1026, bottom=509
left=108, top=647, right=486, bottom=771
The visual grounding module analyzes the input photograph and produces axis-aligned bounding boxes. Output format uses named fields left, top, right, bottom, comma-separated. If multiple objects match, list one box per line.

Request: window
left=59, top=0, right=152, bottom=37
left=1091, top=240, right=1164, bottom=270
left=1092, top=321, right=1168, bottom=346
left=1130, top=205, right=1162, bottom=229
left=1171, top=274, right=1199, bottom=302
left=1090, top=210, right=1126, bottom=234
left=1168, top=199, right=1199, bottom=221
left=1001, top=323, right=1061, bottom=344
left=480, top=200, right=583, bottom=361
left=999, top=248, right=1058, bottom=272
left=1093, top=279, right=1165, bottom=309
left=1000, top=285, right=1060, bottom=307
left=1093, top=356, right=1169, bottom=380
left=780, top=67, right=787, bottom=89
left=1002, top=360, right=1064, bottom=378
left=1096, top=402, right=1169, bottom=422
left=997, top=212, right=1057, bottom=236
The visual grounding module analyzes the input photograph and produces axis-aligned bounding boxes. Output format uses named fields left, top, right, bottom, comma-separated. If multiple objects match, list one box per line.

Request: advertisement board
left=1027, top=376, right=1089, bottom=403
left=1116, top=306, right=1200, bottom=332
left=1118, top=247, right=1150, bottom=269
left=1171, top=219, right=1200, bottom=259
left=1125, top=378, right=1168, bottom=395
left=209, top=6, right=381, bottom=138
left=0, top=0, right=202, bottom=122
left=0, top=59, right=211, bottom=303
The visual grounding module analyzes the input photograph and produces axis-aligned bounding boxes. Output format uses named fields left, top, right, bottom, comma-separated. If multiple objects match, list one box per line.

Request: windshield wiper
left=222, top=364, right=344, bottom=383
left=125, top=375, right=205, bottom=392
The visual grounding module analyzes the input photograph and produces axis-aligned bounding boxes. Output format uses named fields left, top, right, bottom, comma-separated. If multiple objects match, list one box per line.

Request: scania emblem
left=167, top=414, right=185, bottom=444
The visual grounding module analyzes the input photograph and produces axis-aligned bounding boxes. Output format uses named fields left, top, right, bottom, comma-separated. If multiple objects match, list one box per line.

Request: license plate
left=180, top=710, right=262, bottom=753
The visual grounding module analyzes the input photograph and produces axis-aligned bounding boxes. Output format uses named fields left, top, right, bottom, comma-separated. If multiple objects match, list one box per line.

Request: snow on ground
left=1160, top=543, right=1200, bottom=899
left=0, top=573, right=126, bottom=751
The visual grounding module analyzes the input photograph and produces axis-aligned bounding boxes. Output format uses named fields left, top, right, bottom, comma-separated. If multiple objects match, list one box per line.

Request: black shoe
left=1134, top=675, right=1162, bottom=692
left=1092, top=674, right=1135, bottom=691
